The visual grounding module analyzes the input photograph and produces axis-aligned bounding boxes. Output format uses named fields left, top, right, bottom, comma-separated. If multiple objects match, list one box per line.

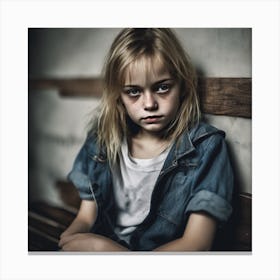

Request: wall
left=28, top=28, right=251, bottom=206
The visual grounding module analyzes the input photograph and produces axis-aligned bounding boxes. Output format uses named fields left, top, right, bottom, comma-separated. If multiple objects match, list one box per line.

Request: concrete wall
left=28, top=28, right=251, bottom=206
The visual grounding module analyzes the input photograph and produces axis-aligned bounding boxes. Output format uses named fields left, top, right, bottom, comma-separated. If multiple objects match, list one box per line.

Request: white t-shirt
left=112, top=140, right=171, bottom=244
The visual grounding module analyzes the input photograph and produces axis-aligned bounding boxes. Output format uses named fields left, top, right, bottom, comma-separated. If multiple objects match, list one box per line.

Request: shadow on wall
left=28, top=88, right=100, bottom=205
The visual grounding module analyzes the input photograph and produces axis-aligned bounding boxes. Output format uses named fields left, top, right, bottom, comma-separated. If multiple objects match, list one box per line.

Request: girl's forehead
left=123, top=55, right=171, bottom=86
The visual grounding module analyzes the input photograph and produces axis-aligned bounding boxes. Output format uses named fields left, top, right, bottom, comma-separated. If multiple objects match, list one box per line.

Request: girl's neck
left=128, top=131, right=171, bottom=159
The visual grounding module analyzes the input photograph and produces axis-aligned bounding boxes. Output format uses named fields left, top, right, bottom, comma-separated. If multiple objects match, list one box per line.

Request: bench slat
left=29, top=228, right=59, bottom=251
left=29, top=202, right=76, bottom=226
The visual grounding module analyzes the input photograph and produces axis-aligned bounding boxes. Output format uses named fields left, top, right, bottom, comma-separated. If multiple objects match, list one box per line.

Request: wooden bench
left=28, top=77, right=252, bottom=251
left=28, top=182, right=251, bottom=251
left=28, top=181, right=81, bottom=251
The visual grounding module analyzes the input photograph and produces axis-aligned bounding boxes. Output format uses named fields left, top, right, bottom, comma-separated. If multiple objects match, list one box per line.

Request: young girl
left=58, top=28, right=234, bottom=251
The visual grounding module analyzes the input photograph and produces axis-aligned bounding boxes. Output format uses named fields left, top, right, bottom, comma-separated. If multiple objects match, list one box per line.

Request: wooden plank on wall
left=198, top=78, right=251, bottom=118
left=29, top=77, right=252, bottom=118
left=29, top=78, right=103, bottom=97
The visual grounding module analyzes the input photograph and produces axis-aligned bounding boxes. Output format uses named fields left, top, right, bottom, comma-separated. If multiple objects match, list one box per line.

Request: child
left=58, top=28, right=234, bottom=251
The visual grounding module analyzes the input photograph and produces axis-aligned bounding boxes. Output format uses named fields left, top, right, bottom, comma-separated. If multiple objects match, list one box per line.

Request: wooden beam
left=198, top=78, right=251, bottom=118
left=29, top=77, right=251, bottom=118
left=29, top=78, right=103, bottom=97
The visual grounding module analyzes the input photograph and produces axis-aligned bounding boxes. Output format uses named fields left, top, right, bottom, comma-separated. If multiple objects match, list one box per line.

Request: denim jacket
left=68, top=122, right=234, bottom=251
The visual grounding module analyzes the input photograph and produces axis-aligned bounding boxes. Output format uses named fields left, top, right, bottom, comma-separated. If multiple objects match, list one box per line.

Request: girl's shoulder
left=188, top=121, right=226, bottom=144
left=81, top=130, right=104, bottom=158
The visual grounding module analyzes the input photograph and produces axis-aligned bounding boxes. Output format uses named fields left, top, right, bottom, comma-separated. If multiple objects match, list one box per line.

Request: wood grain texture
left=198, top=77, right=251, bottom=118
left=29, top=77, right=252, bottom=118
left=29, top=78, right=103, bottom=97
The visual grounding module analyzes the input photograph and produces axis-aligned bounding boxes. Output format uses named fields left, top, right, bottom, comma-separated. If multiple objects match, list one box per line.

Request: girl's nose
left=143, top=92, right=158, bottom=111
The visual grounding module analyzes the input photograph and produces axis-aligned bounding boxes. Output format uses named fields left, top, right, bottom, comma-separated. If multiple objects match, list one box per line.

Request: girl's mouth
left=142, top=115, right=163, bottom=123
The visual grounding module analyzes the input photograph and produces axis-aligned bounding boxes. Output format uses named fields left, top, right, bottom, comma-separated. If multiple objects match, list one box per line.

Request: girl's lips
left=142, top=115, right=163, bottom=123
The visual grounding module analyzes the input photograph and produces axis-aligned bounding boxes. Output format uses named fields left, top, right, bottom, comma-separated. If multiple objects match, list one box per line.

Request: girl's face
left=120, top=56, right=181, bottom=137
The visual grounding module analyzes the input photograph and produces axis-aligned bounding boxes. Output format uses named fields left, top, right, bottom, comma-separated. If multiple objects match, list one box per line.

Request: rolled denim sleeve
left=67, top=139, right=94, bottom=200
left=185, top=133, right=234, bottom=222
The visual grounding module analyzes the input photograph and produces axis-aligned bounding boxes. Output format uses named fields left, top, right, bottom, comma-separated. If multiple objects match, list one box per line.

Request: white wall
left=29, top=28, right=251, bottom=78
left=28, top=28, right=252, bottom=205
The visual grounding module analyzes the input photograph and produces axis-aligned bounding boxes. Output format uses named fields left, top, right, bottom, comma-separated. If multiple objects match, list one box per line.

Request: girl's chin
left=139, top=124, right=166, bottom=134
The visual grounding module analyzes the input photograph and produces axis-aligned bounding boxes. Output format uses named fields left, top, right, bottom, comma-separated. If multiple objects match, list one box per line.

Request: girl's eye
left=156, top=84, right=171, bottom=94
left=124, top=88, right=141, bottom=97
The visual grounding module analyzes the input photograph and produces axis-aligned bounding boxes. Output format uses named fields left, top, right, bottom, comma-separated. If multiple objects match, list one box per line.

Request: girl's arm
left=59, top=233, right=129, bottom=251
left=59, top=199, right=129, bottom=251
left=59, top=200, right=97, bottom=245
left=60, top=211, right=216, bottom=251
left=154, top=212, right=217, bottom=251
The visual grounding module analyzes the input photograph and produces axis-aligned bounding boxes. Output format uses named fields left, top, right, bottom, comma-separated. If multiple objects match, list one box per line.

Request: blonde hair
left=92, top=28, right=200, bottom=164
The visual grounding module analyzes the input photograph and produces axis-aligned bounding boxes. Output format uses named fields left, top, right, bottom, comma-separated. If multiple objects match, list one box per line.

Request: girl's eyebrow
left=123, top=84, right=141, bottom=88
left=153, top=78, right=174, bottom=85
left=123, top=78, right=174, bottom=88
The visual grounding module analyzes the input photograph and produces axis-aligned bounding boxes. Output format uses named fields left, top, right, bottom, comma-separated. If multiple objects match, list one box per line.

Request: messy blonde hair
left=92, top=28, right=200, bottom=164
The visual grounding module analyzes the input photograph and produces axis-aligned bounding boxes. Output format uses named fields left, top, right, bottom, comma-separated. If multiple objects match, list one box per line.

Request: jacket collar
left=87, top=122, right=224, bottom=164
left=169, top=121, right=225, bottom=162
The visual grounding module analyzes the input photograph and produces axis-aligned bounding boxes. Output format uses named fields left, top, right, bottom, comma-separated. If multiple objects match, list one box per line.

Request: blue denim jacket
left=68, top=122, right=234, bottom=251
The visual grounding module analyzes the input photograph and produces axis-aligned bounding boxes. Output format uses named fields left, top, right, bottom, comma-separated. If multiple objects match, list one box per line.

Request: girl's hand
left=59, top=233, right=105, bottom=251
left=59, top=233, right=129, bottom=252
